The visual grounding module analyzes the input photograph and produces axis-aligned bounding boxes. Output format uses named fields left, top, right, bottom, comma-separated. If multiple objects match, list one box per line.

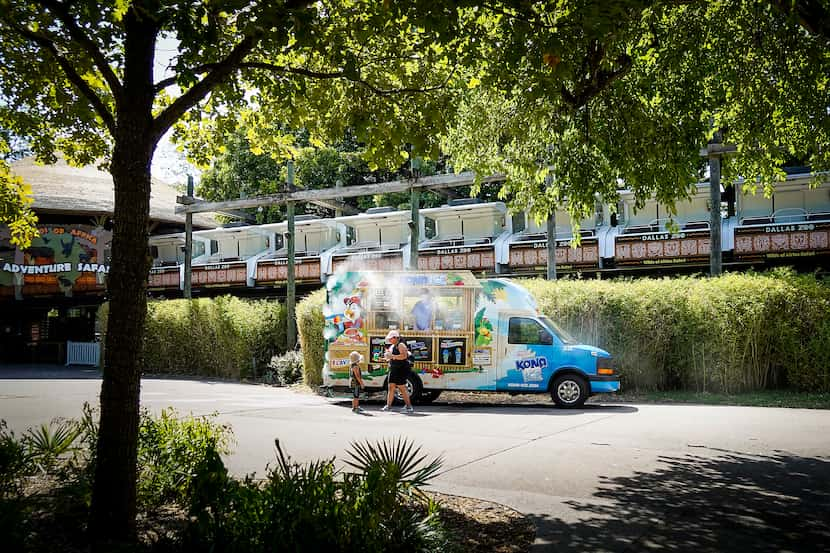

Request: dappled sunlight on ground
left=531, top=450, right=830, bottom=552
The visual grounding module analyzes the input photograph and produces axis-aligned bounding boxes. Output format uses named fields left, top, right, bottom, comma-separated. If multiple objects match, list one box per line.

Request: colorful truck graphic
left=322, top=270, right=620, bottom=407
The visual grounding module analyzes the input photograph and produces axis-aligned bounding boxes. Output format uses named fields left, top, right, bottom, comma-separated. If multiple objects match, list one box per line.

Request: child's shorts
left=351, top=385, right=361, bottom=399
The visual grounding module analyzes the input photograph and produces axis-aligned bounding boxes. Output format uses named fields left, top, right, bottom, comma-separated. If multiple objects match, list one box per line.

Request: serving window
left=434, top=290, right=467, bottom=331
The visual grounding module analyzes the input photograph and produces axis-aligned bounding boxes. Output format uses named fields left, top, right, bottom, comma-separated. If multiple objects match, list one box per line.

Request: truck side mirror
left=539, top=331, right=553, bottom=345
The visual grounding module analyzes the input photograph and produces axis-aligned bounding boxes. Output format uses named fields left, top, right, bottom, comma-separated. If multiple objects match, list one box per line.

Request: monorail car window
left=512, top=212, right=525, bottom=233
left=424, top=217, right=436, bottom=239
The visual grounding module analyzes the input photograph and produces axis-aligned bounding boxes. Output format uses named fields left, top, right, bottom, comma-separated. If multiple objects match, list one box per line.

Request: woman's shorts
left=388, top=366, right=409, bottom=385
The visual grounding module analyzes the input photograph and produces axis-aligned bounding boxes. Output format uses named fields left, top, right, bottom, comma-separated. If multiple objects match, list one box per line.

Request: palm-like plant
left=345, top=438, right=444, bottom=501
left=23, top=419, right=81, bottom=472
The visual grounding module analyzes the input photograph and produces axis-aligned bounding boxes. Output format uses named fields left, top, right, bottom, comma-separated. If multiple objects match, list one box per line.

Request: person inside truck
left=411, top=289, right=434, bottom=330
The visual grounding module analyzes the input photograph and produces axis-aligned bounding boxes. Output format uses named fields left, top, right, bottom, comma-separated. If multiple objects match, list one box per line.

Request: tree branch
left=156, top=60, right=457, bottom=97
left=152, top=34, right=258, bottom=142
left=3, top=20, right=116, bottom=134
left=768, top=0, right=830, bottom=43
left=562, top=52, right=632, bottom=109
left=37, top=0, right=124, bottom=107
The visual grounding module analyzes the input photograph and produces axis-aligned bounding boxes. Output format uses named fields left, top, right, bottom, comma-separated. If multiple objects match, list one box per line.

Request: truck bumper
left=589, top=375, right=621, bottom=394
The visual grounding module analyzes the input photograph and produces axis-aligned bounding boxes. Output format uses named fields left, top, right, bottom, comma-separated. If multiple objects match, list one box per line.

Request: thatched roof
left=11, top=157, right=218, bottom=229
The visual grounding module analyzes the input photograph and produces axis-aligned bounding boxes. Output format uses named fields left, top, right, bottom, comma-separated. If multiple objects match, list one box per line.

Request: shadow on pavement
left=0, top=364, right=101, bottom=379
left=331, top=398, right=638, bottom=416
left=530, top=450, right=830, bottom=553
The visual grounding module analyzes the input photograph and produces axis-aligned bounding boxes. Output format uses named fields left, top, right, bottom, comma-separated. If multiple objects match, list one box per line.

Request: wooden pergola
left=176, top=169, right=515, bottom=348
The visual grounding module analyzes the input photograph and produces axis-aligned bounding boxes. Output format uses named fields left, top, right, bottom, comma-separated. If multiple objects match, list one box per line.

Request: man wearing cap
left=382, top=330, right=414, bottom=413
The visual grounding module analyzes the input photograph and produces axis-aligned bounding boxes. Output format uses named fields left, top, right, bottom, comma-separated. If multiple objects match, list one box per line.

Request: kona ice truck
left=322, top=271, right=619, bottom=408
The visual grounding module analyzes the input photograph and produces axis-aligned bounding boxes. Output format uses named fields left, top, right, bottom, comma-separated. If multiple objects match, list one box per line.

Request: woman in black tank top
left=382, top=330, right=414, bottom=412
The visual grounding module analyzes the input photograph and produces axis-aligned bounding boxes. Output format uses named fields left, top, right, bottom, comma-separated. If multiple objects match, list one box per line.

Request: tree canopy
left=0, top=159, right=38, bottom=248
left=442, top=1, right=830, bottom=225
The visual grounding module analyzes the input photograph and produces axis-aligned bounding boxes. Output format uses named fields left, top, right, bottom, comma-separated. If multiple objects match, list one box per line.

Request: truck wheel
left=419, top=390, right=442, bottom=404
left=550, top=374, right=588, bottom=408
left=393, top=373, right=423, bottom=404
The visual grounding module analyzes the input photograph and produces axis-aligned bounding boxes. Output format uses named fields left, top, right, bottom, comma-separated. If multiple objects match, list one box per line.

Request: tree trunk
left=89, top=8, right=157, bottom=545
left=89, top=135, right=154, bottom=545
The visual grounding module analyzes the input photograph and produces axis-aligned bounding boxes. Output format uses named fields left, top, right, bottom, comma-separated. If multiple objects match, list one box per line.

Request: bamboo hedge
left=297, top=270, right=830, bottom=393
left=99, top=296, right=287, bottom=379
left=297, top=288, right=326, bottom=387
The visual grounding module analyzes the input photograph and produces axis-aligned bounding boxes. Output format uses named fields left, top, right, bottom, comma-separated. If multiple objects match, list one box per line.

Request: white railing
left=66, top=341, right=100, bottom=366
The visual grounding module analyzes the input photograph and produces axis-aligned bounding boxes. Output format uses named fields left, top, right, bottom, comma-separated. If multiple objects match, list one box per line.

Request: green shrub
left=0, top=422, right=27, bottom=488
left=99, top=296, right=287, bottom=379
left=297, top=288, right=326, bottom=387
left=267, top=350, right=304, bottom=386
left=137, top=408, right=233, bottom=511
left=188, top=438, right=447, bottom=553
left=5, top=407, right=451, bottom=552
left=0, top=422, right=27, bottom=551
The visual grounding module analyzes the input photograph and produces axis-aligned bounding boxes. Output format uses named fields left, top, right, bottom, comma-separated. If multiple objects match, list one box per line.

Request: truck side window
left=508, top=318, right=553, bottom=345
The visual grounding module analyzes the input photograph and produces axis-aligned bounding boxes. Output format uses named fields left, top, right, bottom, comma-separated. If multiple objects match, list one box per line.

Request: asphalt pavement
left=1, top=366, right=828, bottom=552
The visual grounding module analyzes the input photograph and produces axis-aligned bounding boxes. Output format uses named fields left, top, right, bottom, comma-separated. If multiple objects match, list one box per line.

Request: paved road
left=2, top=368, right=829, bottom=552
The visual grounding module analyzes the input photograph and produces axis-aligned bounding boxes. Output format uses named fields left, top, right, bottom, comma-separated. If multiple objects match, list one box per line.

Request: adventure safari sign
left=0, top=224, right=112, bottom=299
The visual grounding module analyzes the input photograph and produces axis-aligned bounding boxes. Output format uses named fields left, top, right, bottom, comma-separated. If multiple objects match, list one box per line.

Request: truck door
left=495, top=314, right=556, bottom=392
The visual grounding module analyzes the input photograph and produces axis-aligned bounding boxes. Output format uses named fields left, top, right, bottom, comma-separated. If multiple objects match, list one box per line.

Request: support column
left=409, top=187, right=420, bottom=270
left=335, top=179, right=343, bottom=217
left=183, top=174, right=193, bottom=298
left=546, top=210, right=557, bottom=281
left=708, top=130, right=723, bottom=276
left=286, top=161, right=296, bottom=349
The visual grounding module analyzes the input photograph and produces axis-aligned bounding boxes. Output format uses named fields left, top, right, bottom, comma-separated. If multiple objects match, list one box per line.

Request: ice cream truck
left=322, top=271, right=619, bottom=407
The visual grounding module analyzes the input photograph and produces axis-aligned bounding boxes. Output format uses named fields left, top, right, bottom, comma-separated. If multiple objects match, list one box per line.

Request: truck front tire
left=550, top=374, right=588, bottom=408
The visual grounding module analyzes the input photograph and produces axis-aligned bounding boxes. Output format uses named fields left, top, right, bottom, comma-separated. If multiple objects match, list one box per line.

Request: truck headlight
left=596, top=357, right=615, bottom=375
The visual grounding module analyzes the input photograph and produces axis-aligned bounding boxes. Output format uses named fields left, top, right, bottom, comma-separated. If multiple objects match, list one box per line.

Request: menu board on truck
left=369, top=336, right=387, bottom=364
left=401, top=336, right=434, bottom=363
left=438, top=337, right=467, bottom=366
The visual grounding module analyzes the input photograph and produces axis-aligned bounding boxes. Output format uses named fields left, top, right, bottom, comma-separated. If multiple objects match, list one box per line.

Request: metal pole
left=409, top=187, right=420, bottom=270
left=334, top=179, right=343, bottom=217
left=286, top=161, right=296, bottom=349
left=709, top=130, right=723, bottom=276
left=184, top=174, right=193, bottom=298
left=546, top=209, right=557, bottom=280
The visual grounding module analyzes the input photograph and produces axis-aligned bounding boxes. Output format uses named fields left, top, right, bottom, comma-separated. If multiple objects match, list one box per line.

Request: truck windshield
left=539, top=316, right=578, bottom=345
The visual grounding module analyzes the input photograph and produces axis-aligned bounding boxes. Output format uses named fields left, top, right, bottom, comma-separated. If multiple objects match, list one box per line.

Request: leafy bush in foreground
left=137, top=408, right=233, bottom=511
left=189, top=438, right=447, bottom=553
left=2, top=408, right=448, bottom=553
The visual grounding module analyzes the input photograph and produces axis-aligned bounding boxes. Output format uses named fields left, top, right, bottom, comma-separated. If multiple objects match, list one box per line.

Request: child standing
left=349, top=351, right=365, bottom=413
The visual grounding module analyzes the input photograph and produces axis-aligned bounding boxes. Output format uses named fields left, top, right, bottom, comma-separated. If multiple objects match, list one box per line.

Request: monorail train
left=148, top=169, right=830, bottom=292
